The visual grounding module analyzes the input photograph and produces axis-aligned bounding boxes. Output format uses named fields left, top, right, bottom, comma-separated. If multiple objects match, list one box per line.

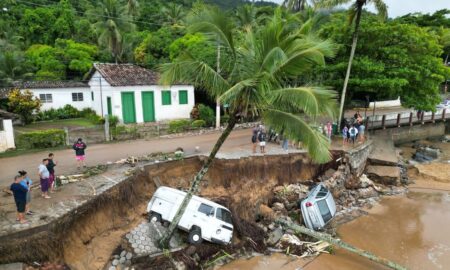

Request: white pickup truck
left=147, top=186, right=234, bottom=245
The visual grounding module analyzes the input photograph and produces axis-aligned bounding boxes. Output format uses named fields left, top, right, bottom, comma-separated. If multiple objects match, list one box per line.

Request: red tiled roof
left=92, top=63, right=160, bottom=86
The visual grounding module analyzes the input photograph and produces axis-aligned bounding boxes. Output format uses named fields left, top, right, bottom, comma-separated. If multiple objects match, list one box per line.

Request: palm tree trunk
left=277, top=219, right=407, bottom=270
left=159, top=113, right=238, bottom=248
left=337, top=3, right=363, bottom=130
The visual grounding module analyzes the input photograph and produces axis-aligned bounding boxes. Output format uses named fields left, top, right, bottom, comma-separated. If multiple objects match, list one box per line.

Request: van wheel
left=188, top=228, right=203, bottom=244
left=149, top=212, right=161, bottom=224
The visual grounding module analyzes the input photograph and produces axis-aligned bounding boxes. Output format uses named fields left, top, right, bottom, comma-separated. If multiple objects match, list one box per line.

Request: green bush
left=191, top=119, right=206, bottom=128
left=220, top=114, right=230, bottom=125
left=168, top=119, right=191, bottom=133
left=198, top=104, right=214, bottom=126
left=111, top=125, right=139, bottom=140
left=16, top=129, right=66, bottom=149
left=36, top=105, right=81, bottom=121
left=107, top=115, right=119, bottom=127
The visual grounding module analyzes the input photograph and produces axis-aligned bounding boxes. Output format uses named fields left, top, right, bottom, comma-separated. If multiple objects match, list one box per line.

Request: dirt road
left=0, top=129, right=253, bottom=187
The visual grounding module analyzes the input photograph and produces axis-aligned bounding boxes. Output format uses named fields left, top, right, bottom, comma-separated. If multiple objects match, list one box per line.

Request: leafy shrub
left=168, top=119, right=191, bottom=133
left=111, top=125, right=139, bottom=140
left=107, top=115, right=119, bottom=127
left=190, top=104, right=200, bottom=120
left=8, top=89, right=42, bottom=124
left=36, top=105, right=91, bottom=121
left=191, top=119, right=206, bottom=128
left=16, top=129, right=66, bottom=149
left=220, top=114, right=230, bottom=125
left=198, top=104, right=214, bottom=126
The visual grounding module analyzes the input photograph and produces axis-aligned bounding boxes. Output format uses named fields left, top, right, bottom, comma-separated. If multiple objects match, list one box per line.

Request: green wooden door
left=121, top=92, right=136, bottom=123
left=107, top=97, right=112, bottom=116
left=141, top=91, right=155, bottom=122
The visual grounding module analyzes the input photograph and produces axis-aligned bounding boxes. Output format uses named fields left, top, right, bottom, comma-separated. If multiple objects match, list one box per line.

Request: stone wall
left=373, top=123, right=446, bottom=145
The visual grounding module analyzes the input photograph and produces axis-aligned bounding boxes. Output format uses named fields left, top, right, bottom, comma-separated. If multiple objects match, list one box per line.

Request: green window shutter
left=162, top=90, right=171, bottom=105
left=179, top=90, right=188, bottom=105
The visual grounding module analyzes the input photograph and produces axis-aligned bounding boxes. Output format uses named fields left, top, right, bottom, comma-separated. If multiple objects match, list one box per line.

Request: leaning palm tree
left=158, top=7, right=338, bottom=247
left=283, top=0, right=318, bottom=12
left=91, top=0, right=135, bottom=63
left=317, top=0, right=387, bottom=128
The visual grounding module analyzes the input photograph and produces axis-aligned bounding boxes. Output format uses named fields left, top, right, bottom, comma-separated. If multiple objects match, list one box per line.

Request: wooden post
left=276, top=219, right=407, bottom=270
left=420, top=111, right=424, bottom=124
left=381, top=115, right=386, bottom=129
left=365, top=117, right=370, bottom=130
left=443, top=109, right=447, bottom=122
left=64, top=127, right=70, bottom=146
left=104, top=115, right=110, bottom=142
left=409, top=112, right=413, bottom=126
left=396, top=113, right=401, bottom=127
left=431, top=111, right=435, bottom=123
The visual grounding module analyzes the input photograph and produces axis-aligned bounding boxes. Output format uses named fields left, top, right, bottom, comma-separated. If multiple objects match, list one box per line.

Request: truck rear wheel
left=149, top=212, right=162, bottom=224
left=188, top=228, right=203, bottom=244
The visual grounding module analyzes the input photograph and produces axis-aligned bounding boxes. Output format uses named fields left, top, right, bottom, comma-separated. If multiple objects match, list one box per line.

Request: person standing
left=73, top=138, right=87, bottom=169
left=349, top=125, right=358, bottom=145
left=342, top=125, right=349, bottom=146
left=251, top=128, right=258, bottom=154
left=19, top=170, right=33, bottom=215
left=47, top=153, right=57, bottom=192
left=359, top=123, right=366, bottom=143
left=325, top=122, right=332, bottom=142
left=258, top=127, right=267, bottom=154
left=10, top=175, right=28, bottom=224
left=39, top=159, right=51, bottom=199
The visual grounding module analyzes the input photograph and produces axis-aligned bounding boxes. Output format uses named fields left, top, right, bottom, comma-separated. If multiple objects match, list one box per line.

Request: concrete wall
left=373, top=122, right=446, bottom=144
left=0, top=119, right=15, bottom=152
left=369, top=96, right=401, bottom=108
left=27, top=88, right=92, bottom=111
left=88, top=71, right=195, bottom=123
left=345, top=140, right=373, bottom=177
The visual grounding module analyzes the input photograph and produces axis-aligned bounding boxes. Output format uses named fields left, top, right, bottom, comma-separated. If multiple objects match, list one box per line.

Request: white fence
left=369, top=97, right=401, bottom=108
left=0, top=119, right=15, bottom=152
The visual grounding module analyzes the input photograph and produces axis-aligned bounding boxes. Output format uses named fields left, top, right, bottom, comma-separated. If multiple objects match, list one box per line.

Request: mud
left=1, top=153, right=337, bottom=269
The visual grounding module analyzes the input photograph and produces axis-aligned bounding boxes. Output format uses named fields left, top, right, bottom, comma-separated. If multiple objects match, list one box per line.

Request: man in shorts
left=39, top=159, right=51, bottom=199
left=73, top=138, right=87, bottom=169
left=10, top=175, right=28, bottom=223
left=47, top=153, right=57, bottom=192
left=258, top=127, right=267, bottom=154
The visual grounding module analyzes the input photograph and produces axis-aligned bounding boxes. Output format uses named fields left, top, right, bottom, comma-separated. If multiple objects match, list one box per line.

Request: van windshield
left=216, top=208, right=232, bottom=224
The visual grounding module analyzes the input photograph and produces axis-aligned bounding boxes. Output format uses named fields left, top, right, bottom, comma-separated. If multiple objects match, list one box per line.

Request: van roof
left=155, top=186, right=230, bottom=211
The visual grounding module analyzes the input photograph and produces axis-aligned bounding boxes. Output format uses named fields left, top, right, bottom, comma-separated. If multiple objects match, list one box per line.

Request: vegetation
left=7, top=89, right=41, bottom=124
left=16, top=129, right=66, bottom=149
left=158, top=6, right=337, bottom=247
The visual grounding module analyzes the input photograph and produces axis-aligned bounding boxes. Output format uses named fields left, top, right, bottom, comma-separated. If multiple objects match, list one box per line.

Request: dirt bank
left=1, top=153, right=339, bottom=269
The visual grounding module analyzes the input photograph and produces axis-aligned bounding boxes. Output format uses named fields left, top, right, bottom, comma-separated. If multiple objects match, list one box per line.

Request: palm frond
left=270, top=87, right=337, bottom=118
left=159, top=55, right=229, bottom=99
left=315, top=0, right=352, bottom=9
left=263, top=109, right=332, bottom=163
left=371, top=0, right=388, bottom=20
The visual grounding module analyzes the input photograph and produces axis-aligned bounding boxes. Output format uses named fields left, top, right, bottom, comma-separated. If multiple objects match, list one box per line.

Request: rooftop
left=90, top=63, right=160, bottom=86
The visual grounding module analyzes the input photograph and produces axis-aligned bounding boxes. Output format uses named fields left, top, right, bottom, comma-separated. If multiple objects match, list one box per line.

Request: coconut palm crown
left=160, top=7, right=338, bottom=163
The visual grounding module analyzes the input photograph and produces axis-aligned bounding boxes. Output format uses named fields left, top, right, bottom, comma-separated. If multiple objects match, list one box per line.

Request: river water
left=220, top=139, right=450, bottom=270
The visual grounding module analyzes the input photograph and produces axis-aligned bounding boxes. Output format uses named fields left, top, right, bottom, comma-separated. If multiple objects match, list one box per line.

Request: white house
left=7, top=64, right=195, bottom=124
left=86, top=63, right=195, bottom=123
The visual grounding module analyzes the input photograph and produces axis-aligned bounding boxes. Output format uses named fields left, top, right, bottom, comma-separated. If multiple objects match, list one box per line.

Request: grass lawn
left=15, top=118, right=96, bottom=133
left=0, top=145, right=70, bottom=158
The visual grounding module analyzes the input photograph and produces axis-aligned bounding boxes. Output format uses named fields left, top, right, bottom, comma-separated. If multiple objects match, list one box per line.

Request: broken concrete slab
left=366, top=166, right=400, bottom=186
left=267, top=226, right=283, bottom=246
left=0, top=263, right=24, bottom=270
left=368, top=137, right=399, bottom=166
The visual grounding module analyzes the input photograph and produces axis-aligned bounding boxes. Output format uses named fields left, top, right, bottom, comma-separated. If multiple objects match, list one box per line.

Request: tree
left=0, top=51, right=28, bottom=86
left=317, top=0, right=387, bottom=128
left=157, top=7, right=337, bottom=247
left=283, top=0, right=317, bottom=12
left=7, top=89, right=42, bottom=124
left=318, top=13, right=450, bottom=111
left=161, top=3, right=186, bottom=26
left=90, top=0, right=136, bottom=63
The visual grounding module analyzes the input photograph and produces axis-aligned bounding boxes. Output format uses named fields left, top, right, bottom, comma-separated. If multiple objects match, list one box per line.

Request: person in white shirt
left=349, top=125, right=359, bottom=145
left=38, top=159, right=51, bottom=199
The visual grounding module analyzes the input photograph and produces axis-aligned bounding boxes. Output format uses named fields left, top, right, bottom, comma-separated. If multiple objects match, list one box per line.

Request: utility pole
left=99, top=77, right=104, bottom=117
left=215, top=43, right=221, bottom=129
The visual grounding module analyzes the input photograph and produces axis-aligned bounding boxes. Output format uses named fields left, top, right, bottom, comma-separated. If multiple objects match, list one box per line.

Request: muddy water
left=220, top=190, right=450, bottom=270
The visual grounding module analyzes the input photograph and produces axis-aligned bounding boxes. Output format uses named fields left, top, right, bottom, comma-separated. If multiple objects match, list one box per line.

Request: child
left=73, top=138, right=87, bottom=169
left=349, top=125, right=358, bottom=145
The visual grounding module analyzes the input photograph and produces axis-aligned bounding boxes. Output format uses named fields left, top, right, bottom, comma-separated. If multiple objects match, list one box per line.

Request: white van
left=147, top=186, right=234, bottom=245
left=300, top=184, right=336, bottom=230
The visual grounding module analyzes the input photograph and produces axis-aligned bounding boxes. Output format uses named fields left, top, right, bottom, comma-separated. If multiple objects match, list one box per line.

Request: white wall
left=88, top=71, right=111, bottom=116
left=0, top=119, right=15, bottom=152
left=369, top=97, right=401, bottom=108
left=90, top=82, right=195, bottom=123
left=28, top=87, right=92, bottom=111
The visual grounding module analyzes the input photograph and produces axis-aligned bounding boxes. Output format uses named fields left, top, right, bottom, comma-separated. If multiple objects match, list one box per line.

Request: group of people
left=10, top=153, right=57, bottom=224
left=342, top=111, right=366, bottom=146
left=9, top=138, right=88, bottom=224
left=252, top=125, right=267, bottom=154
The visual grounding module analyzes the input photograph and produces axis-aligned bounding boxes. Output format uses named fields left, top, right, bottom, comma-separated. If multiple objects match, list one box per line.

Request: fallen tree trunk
left=276, top=219, right=407, bottom=270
